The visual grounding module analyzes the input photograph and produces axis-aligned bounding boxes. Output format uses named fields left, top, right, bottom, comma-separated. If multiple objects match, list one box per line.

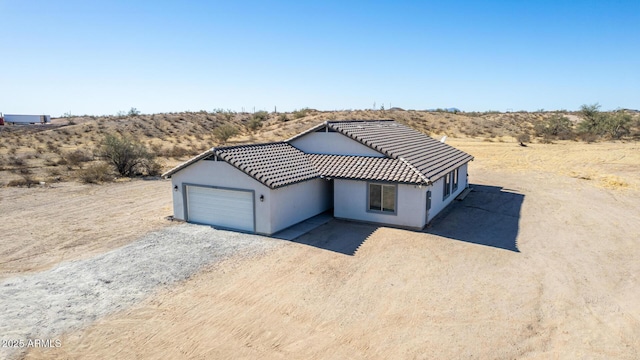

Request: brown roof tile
left=162, top=143, right=318, bottom=189
left=216, top=143, right=318, bottom=188
left=307, top=154, right=427, bottom=184
left=164, top=120, right=473, bottom=187
left=325, top=120, right=473, bottom=181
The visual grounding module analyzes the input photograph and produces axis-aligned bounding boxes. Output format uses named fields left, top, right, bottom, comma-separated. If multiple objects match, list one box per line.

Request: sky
left=1, top=0, right=639, bottom=116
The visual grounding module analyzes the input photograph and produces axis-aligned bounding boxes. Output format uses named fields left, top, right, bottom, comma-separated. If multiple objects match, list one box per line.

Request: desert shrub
left=213, top=124, right=238, bottom=143
left=98, top=134, right=155, bottom=177
left=253, top=110, right=268, bottom=122
left=169, top=145, right=189, bottom=158
left=603, top=111, right=632, bottom=139
left=11, top=167, right=37, bottom=188
left=247, top=111, right=268, bottom=131
left=577, top=104, right=632, bottom=139
left=128, top=107, right=141, bottom=117
left=293, top=108, right=310, bottom=119
left=247, top=117, right=262, bottom=131
left=9, top=156, right=25, bottom=166
left=144, top=159, right=164, bottom=176
left=534, top=114, right=574, bottom=140
left=278, top=113, right=288, bottom=122
left=517, top=133, right=531, bottom=145
left=77, top=162, right=113, bottom=184
left=64, top=149, right=93, bottom=167
left=47, top=167, right=63, bottom=181
left=578, top=103, right=604, bottom=135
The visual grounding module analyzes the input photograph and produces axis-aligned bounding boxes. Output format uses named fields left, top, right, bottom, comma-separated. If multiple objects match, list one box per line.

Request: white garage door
left=186, top=185, right=254, bottom=232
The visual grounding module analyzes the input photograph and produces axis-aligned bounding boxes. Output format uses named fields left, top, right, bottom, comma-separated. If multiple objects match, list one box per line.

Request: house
left=162, top=120, right=473, bottom=235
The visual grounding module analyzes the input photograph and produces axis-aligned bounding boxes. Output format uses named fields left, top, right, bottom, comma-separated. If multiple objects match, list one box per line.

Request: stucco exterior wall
left=289, top=132, right=384, bottom=156
left=427, top=162, right=469, bottom=222
left=269, top=178, right=333, bottom=234
left=170, top=159, right=273, bottom=234
left=333, top=179, right=427, bottom=229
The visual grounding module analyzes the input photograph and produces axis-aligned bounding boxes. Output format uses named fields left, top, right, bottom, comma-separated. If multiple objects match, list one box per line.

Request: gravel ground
left=0, top=223, right=280, bottom=360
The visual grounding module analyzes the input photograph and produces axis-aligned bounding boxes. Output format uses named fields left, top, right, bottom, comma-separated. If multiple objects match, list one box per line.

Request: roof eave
left=161, top=148, right=215, bottom=178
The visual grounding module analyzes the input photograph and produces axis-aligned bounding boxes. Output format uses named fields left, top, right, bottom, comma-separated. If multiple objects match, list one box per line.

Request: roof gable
left=163, top=120, right=473, bottom=187
left=162, top=143, right=318, bottom=189
left=322, top=120, right=473, bottom=181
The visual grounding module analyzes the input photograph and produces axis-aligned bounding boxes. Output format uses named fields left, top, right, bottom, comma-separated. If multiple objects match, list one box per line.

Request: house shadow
left=288, top=219, right=378, bottom=256
left=425, top=184, right=525, bottom=252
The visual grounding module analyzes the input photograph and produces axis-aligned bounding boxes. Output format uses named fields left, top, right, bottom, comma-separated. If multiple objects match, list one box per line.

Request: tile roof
left=307, top=154, right=427, bottom=184
left=164, top=120, right=473, bottom=187
left=162, top=143, right=318, bottom=189
left=216, top=143, right=317, bottom=188
left=320, top=120, right=473, bottom=181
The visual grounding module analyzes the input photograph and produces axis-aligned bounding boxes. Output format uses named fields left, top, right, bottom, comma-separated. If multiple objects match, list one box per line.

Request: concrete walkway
left=271, top=211, right=334, bottom=240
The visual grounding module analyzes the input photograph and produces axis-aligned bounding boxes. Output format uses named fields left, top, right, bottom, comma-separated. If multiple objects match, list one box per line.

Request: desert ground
left=0, top=137, right=638, bottom=359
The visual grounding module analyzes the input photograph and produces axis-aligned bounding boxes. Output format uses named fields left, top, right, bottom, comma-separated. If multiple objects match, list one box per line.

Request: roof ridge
left=215, top=141, right=288, bottom=151
left=398, top=156, right=431, bottom=184
left=325, top=119, right=394, bottom=123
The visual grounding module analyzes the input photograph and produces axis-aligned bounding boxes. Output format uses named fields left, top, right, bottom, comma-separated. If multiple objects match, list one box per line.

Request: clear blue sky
left=2, top=0, right=639, bottom=116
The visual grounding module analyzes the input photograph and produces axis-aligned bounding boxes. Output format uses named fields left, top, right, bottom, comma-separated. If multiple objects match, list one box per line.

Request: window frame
left=452, top=168, right=459, bottom=192
left=367, top=182, right=398, bottom=215
left=443, top=173, right=451, bottom=200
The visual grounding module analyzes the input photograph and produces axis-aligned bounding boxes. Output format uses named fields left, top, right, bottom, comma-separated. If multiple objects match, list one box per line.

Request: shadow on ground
left=289, top=219, right=378, bottom=256
left=426, top=184, right=525, bottom=252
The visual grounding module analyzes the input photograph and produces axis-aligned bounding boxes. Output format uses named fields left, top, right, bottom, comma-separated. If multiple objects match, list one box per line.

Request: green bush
left=213, top=124, right=238, bottom=143
left=98, top=134, right=155, bottom=177
left=577, top=104, right=633, bottom=139
left=534, top=114, right=574, bottom=140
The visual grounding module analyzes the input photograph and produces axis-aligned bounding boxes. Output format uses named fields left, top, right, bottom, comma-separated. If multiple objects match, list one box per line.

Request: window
left=368, top=183, right=396, bottom=213
left=452, top=168, right=459, bottom=192
left=443, top=167, right=460, bottom=200
left=443, top=173, right=451, bottom=200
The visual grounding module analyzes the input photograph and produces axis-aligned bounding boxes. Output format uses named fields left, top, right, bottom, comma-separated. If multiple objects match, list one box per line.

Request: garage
left=185, top=185, right=255, bottom=232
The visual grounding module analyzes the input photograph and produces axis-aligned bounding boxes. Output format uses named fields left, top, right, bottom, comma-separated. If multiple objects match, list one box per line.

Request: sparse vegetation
left=98, top=134, right=157, bottom=177
left=128, top=107, right=141, bottom=117
left=534, top=114, right=574, bottom=140
left=213, top=124, right=239, bottom=143
left=77, top=162, right=114, bottom=184
left=63, top=150, right=93, bottom=168
left=0, top=106, right=637, bottom=189
left=292, top=108, right=310, bottom=119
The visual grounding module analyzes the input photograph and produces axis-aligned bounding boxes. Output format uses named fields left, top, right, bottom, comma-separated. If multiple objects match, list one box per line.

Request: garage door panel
left=186, top=185, right=254, bottom=232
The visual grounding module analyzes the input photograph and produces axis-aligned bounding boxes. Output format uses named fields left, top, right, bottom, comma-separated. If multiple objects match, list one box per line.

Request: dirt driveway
left=24, top=167, right=640, bottom=359
left=0, top=179, right=173, bottom=280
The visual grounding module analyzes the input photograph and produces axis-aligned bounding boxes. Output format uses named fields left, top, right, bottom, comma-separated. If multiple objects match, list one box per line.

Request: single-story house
left=162, top=120, right=473, bottom=235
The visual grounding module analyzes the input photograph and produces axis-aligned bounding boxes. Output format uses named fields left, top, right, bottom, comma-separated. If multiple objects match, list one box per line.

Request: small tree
left=578, top=103, right=604, bottom=135
left=128, top=107, right=141, bottom=117
left=98, top=134, right=155, bottom=177
left=534, top=114, right=574, bottom=140
left=213, top=124, right=238, bottom=143
left=603, top=111, right=632, bottom=139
